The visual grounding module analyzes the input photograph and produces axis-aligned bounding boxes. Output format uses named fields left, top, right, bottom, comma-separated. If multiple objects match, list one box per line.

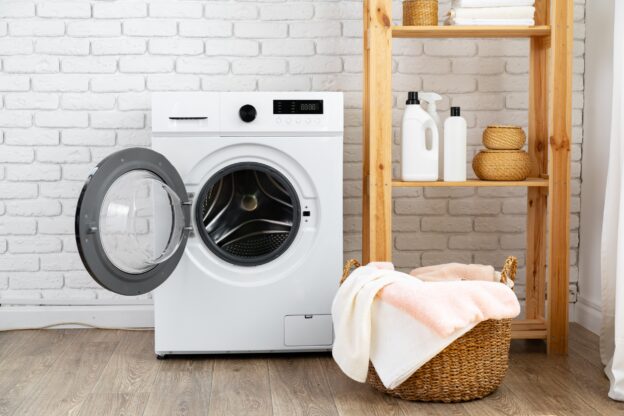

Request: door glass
left=99, top=170, right=185, bottom=274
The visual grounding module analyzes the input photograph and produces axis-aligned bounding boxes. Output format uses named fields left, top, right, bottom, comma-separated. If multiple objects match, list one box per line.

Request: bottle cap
left=406, top=91, right=420, bottom=105
left=450, top=107, right=461, bottom=117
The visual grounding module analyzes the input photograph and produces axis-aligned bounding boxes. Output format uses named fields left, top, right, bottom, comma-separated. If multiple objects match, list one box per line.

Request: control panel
left=152, top=92, right=343, bottom=136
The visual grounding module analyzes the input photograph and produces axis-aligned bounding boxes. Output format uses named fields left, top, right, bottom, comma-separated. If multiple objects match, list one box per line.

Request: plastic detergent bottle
left=400, top=91, right=439, bottom=181
left=443, top=106, right=468, bottom=182
left=419, top=92, right=443, bottom=178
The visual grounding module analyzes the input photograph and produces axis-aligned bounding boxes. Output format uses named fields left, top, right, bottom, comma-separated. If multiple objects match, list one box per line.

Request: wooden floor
left=0, top=324, right=622, bottom=416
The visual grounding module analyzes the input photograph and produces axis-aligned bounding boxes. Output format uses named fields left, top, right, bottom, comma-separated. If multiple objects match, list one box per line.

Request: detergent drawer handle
left=169, top=116, right=208, bottom=120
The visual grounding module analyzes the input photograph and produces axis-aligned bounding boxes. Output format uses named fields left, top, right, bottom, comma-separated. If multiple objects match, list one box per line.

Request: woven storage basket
left=472, top=150, right=531, bottom=181
left=403, top=0, right=438, bottom=26
left=483, top=125, right=526, bottom=150
left=340, top=256, right=517, bottom=403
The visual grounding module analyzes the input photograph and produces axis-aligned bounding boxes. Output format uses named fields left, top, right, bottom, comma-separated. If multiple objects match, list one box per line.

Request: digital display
left=273, top=100, right=323, bottom=115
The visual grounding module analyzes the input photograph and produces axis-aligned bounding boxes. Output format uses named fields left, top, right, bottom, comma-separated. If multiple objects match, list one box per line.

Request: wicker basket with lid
left=482, top=125, right=527, bottom=150
left=472, top=149, right=531, bottom=181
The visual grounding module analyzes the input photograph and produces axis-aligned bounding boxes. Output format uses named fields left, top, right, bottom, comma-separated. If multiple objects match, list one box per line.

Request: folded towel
left=447, top=17, right=535, bottom=26
left=453, top=0, right=534, bottom=7
left=450, top=6, right=535, bottom=20
left=410, top=262, right=497, bottom=282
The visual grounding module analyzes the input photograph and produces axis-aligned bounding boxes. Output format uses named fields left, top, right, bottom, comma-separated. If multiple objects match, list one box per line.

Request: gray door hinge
left=182, top=192, right=194, bottom=206
left=183, top=192, right=194, bottom=236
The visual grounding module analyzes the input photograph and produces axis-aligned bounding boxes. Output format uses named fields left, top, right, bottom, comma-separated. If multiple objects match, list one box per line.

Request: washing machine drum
left=197, top=163, right=301, bottom=266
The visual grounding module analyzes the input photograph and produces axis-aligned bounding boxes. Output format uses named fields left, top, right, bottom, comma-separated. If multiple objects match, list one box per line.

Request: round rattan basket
left=472, top=150, right=531, bottom=181
left=340, top=257, right=517, bottom=403
left=483, top=125, right=526, bottom=150
left=403, top=0, right=438, bottom=26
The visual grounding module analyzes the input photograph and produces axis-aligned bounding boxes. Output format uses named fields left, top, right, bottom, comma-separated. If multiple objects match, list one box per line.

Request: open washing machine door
left=75, top=148, right=190, bottom=296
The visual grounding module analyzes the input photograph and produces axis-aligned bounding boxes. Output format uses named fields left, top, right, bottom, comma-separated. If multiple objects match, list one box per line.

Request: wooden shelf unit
left=362, top=0, right=573, bottom=354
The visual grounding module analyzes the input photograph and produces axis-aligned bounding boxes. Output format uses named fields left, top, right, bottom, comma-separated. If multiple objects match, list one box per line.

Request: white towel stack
left=446, top=0, right=535, bottom=26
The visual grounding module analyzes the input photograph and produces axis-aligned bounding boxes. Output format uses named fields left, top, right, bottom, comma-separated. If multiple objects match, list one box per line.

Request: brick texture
left=0, top=0, right=585, bottom=308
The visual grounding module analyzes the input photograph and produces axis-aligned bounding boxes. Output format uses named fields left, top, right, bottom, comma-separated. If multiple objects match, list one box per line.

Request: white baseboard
left=0, top=305, right=154, bottom=330
left=574, top=297, right=602, bottom=335
left=0, top=303, right=604, bottom=335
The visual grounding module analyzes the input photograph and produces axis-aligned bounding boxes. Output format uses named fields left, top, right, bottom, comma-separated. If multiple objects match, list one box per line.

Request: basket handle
left=342, top=257, right=516, bottom=285
left=341, top=259, right=361, bottom=285
left=500, top=256, right=518, bottom=285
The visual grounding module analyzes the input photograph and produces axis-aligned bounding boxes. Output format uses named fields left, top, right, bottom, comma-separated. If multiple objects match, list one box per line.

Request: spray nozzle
left=419, top=92, right=442, bottom=114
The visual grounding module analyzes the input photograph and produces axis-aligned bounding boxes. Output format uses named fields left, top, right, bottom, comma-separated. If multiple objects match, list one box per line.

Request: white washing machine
left=75, top=92, right=343, bottom=356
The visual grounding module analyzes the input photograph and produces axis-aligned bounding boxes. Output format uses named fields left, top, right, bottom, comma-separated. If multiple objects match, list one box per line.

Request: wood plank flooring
left=0, top=324, right=622, bottom=416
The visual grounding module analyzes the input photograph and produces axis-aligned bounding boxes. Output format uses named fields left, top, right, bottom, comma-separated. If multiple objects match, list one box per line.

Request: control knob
left=239, top=104, right=256, bottom=123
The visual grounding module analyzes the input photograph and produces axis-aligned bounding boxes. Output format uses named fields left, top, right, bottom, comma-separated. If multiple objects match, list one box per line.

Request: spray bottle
left=419, top=92, right=443, bottom=179
left=401, top=91, right=439, bottom=181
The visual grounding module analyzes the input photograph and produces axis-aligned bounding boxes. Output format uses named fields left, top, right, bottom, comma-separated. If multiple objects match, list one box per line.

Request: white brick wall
left=0, top=0, right=585, bottom=310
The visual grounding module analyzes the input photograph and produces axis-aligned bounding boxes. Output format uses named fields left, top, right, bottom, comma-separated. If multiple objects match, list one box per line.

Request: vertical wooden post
left=362, top=0, right=393, bottom=263
left=547, top=0, right=573, bottom=355
left=525, top=0, right=549, bottom=321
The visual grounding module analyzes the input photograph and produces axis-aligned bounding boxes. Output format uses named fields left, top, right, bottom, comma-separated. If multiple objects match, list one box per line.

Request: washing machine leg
left=156, top=354, right=167, bottom=360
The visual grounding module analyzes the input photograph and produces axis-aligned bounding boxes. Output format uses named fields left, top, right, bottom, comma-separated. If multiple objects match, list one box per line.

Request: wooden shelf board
left=392, top=178, right=549, bottom=188
left=512, top=330, right=547, bottom=340
left=511, top=318, right=548, bottom=340
left=512, top=318, right=547, bottom=331
left=392, top=25, right=551, bottom=39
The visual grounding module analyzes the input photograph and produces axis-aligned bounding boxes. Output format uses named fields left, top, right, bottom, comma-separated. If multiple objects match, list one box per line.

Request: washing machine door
left=75, top=148, right=190, bottom=296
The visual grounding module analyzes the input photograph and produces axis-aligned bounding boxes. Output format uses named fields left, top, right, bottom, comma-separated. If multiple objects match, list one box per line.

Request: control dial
left=239, top=104, right=257, bottom=123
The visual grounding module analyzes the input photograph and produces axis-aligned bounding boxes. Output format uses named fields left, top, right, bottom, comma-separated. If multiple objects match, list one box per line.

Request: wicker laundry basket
left=340, top=256, right=517, bottom=403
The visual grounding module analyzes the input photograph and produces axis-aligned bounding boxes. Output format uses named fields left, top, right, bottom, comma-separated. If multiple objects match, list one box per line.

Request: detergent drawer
left=284, top=314, right=333, bottom=346
left=152, top=92, right=220, bottom=134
